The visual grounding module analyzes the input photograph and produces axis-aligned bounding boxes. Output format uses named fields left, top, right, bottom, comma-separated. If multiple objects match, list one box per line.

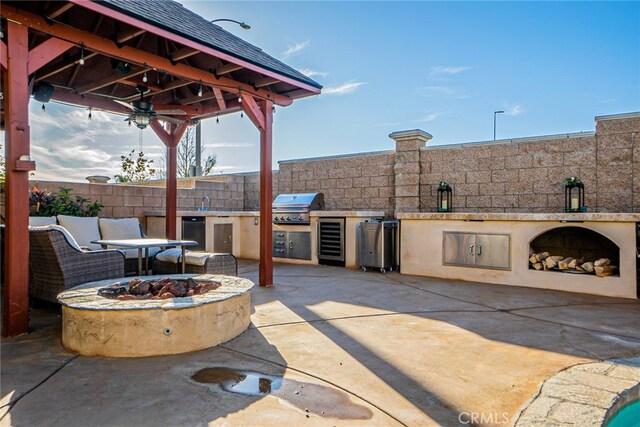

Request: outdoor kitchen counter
left=145, top=210, right=260, bottom=217
left=399, top=213, right=638, bottom=299
left=311, top=210, right=386, bottom=218
left=397, top=212, right=640, bottom=222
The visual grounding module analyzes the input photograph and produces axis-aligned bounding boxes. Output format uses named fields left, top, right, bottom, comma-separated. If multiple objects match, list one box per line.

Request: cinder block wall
left=6, top=112, right=639, bottom=221
left=25, top=175, right=245, bottom=230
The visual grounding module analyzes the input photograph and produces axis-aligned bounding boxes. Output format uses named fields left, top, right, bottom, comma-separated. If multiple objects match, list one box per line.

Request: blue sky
left=19, top=1, right=640, bottom=182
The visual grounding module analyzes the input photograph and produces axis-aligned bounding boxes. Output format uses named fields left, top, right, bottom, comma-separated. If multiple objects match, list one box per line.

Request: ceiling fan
left=114, top=85, right=186, bottom=129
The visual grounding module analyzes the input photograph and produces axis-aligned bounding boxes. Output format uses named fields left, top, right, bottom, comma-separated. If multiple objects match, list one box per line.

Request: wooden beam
left=69, top=0, right=321, bottom=95
left=4, top=21, right=31, bottom=336
left=259, top=99, right=274, bottom=287
left=0, top=4, right=294, bottom=106
left=124, top=78, right=192, bottom=101
left=119, top=78, right=162, bottom=92
left=35, top=51, right=98, bottom=80
left=117, top=28, right=146, bottom=44
left=171, top=47, right=198, bottom=62
left=28, top=37, right=74, bottom=74
left=254, top=77, right=279, bottom=88
left=180, top=91, right=216, bottom=106
left=150, top=121, right=189, bottom=240
left=76, top=68, right=146, bottom=94
left=215, top=63, right=243, bottom=75
left=0, top=40, right=7, bottom=69
left=46, top=2, right=75, bottom=20
left=212, top=87, right=226, bottom=110
left=241, top=93, right=265, bottom=131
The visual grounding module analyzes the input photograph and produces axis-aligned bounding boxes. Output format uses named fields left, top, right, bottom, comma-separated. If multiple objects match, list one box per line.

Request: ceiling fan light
left=130, top=112, right=152, bottom=129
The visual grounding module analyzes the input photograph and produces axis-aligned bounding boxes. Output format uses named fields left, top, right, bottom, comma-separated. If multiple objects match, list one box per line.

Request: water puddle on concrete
left=192, top=367, right=372, bottom=420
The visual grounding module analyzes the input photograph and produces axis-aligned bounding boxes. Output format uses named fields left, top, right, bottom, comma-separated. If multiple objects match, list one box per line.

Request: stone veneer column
left=389, top=129, right=433, bottom=215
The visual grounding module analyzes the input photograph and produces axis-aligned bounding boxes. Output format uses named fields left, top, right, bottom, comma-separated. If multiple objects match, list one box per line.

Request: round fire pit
left=58, top=274, right=254, bottom=358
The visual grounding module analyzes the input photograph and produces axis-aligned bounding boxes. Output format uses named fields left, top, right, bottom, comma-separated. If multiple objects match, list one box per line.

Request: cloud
left=429, top=65, right=473, bottom=77
left=504, top=103, right=525, bottom=116
left=323, top=81, right=366, bottom=95
left=283, top=40, right=310, bottom=58
left=299, top=68, right=328, bottom=78
left=414, top=112, right=445, bottom=122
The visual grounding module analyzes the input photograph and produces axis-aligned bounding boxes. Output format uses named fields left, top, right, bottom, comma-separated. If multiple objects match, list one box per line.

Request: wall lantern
left=437, top=181, right=452, bottom=212
left=564, top=176, right=586, bottom=212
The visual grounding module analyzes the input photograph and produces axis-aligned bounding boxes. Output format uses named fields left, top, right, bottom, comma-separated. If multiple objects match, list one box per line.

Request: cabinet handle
left=469, top=244, right=474, bottom=255
left=476, top=244, right=482, bottom=256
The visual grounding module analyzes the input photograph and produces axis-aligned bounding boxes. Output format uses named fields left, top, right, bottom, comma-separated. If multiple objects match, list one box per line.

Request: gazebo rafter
left=1, top=0, right=321, bottom=337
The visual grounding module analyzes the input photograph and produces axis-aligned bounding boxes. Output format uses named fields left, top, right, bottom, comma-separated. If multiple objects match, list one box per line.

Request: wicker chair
left=29, top=227, right=125, bottom=302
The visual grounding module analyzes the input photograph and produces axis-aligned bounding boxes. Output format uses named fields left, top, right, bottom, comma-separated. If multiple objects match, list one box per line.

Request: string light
left=198, top=81, right=203, bottom=97
left=142, top=67, right=148, bottom=83
left=216, top=115, right=219, bottom=124
left=79, top=44, right=85, bottom=65
left=41, top=103, right=46, bottom=112
left=88, top=108, right=92, bottom=120
left=240, top=111, right=244, bottom=119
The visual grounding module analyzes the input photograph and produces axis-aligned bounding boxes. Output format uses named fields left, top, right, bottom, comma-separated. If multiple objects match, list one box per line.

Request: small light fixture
left=216, top=115, right=220, bottom=124
left=437, top=181, right=452, bottom=212
left=210, top=19, right=251, bottom=30
left=129, top=112, right=152, bottom=129
left=79, top=44, right=85, bottom=65
left=198, top=81, right=203, bottom=97
left=564, top=177, right=586, bottom=212
left=142, top=66, right=148, bottom=83
left=88, top=107, right=92, bottom=120
left=41, top=103, right=46, bottom=112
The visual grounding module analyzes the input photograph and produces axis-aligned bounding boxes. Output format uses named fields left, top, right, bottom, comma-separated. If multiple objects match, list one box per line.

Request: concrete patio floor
left=1, top=261, right=639, bottom=426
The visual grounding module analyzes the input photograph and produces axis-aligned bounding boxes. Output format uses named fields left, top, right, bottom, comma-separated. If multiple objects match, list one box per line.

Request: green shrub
left=29, top=186, right=103, bottom=217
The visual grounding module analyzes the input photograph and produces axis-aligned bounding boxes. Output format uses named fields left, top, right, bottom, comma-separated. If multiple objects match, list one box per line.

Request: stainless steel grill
left=272, top=193, right=324, bottom=225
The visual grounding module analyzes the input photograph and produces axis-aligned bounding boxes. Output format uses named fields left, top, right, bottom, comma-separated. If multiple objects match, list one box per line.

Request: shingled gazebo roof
left=101, top=0, right=321, bottom=90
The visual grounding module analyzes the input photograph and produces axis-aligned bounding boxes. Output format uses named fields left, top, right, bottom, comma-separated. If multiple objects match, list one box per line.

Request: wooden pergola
left=0, top=0, right=321, bottom=336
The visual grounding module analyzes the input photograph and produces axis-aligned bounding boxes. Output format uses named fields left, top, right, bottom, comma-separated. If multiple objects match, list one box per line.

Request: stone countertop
left=58, top=274, right=254, bottom=311
left=145, top=210, right=260, bottom=217
left=145, top=210, right=386, bottom=218
left=397, top=212, right=640, bottom=222
left=311, top=211, right=386, bottom=218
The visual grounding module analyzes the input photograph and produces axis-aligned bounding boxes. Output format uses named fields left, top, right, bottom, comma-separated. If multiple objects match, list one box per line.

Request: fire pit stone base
left=58, top=274, right=254, bottom=357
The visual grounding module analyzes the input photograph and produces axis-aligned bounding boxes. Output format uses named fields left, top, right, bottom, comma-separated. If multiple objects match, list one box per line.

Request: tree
left=156, top=125, right=217, bottom=179
left=115, top=149, right=156, bottom=182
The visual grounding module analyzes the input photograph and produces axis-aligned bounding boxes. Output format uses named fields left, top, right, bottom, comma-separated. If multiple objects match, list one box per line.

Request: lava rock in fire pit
left=129, top=280, right=152, bottom=295
left=97, top=277, right=222, bottom=300
left=97, top=284, right=128, bottom=299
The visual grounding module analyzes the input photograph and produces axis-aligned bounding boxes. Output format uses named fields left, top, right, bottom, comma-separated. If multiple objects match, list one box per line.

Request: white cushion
left=29, top=216, right=57, bottom=227
left=155, top=249, right=210, bottom=266
left=99, top=218, right=142, bottom=240
left=30, top=224, right=84, bottom=252
left=57, top=215, right=101, bottom=251
left=118, top=247, right=161, bottom=259
left=155, top=248, right=182, bottom=263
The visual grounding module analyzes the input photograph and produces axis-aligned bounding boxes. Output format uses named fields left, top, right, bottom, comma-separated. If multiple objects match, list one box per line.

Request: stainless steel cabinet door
left=443, top=232, right=476, bottom=267
left=288, top=231, right=311, bottom=260
left=213, top=223, right=233, bottom=254
left=474, top=234, right=511, bottom=270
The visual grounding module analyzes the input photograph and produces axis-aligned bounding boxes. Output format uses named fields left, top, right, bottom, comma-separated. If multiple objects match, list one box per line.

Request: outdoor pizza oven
left=272, top=193, right=325, bottom=225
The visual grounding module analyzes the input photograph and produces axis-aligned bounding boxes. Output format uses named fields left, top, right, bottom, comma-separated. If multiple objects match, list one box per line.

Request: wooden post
left=259, top=100, right=274, bottom=286
left=3, top=22, right=31, bottom=337
left=150, top=120, right=189, bottom=240
left=166, top=143, right=177, bottom=239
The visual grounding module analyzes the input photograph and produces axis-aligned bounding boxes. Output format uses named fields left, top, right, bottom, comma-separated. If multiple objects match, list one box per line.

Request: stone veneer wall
left=4, top=112, right=638, bottom=222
